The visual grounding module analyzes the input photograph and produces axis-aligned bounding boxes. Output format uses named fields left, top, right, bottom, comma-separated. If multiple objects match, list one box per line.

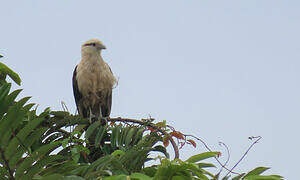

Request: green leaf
left=95, top=124, right=107, bottom=146
left=244, top=175, right=283, bottom=180
left=103, top=175, right=127, bottom=180
left=85, top=155, right=114, bottom=175
left=22, top=102, right=35, bottom=112
left=15, top=96, right=31, bottom=107
left=116, top=125, right=123, bottom=147
left=111, top=150, right=125, bottom=157
left=130, top=172, right=152, bottom=180
left=0, top=62, right=21, bottom=85
left=179, top=162, right=209, bottom=179
left=64, top=175, right=85, bottom=180
left=125, top=127, right=137, bottom=146
left=85, top=121, right=100, bottom=139
left=232, top=173, right=245, bottom=180
left=0, top=97, right=31, bottom=147
left=152, top=145, right=169, bottom=158
left=197, top=162, right=216, bottom=168
left=0, top=83, right=11, bottom=102
left=111, top=126, right=120, bottom=149
left=5, top=117, right=45, bottom=159
left=44, top=133, right=64, bottom=145
left=50, top=111, right=69, bottom=118
left=39, top=174, right=64, bottom=180
left=71, top=148, right=80, bottom=163
left=0, top=167, right=8, bottom=177
left=142, top=167, right=156, bottom=177
left=185, top=152, right=219, bottom=163
left=172, top=176, right=191, bottom=180
left=200, top=168, right=215, bottom=178
left=22, top=155, right=66, bottom=179
left=0, top=89, right=22, bottom=118
left=244, top=167, right=270, bottom=177
left=39, top=107, right=51, bottom=118
left=15, top=142, right=61, bottom=178
left=8, top=127, right=48, bottom=168
left=40, top=161, right=79, bottom=176
left=132, top=128, right=144, bottom=145
left=119, top=126, right=130, bottom=147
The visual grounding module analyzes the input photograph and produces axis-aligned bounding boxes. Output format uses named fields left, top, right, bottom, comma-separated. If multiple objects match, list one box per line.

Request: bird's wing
left=108, top=64, right=113, bottom=74
left=100, top=91, right=112, bottom=117
left=98, top=63, right=114, bottom=117
left=72, top=65, right=88, bottom=117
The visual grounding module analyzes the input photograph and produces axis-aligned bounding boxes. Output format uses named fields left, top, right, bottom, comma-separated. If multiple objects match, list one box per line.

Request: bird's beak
left=98, top=44, right=106, bottom=50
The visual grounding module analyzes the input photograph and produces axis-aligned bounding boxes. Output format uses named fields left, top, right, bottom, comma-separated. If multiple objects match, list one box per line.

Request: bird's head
left=81, top=39, right=106, bottom=55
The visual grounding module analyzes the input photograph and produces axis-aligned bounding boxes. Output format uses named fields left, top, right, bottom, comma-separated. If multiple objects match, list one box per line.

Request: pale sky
left=1, top=1, right=299, bottom=179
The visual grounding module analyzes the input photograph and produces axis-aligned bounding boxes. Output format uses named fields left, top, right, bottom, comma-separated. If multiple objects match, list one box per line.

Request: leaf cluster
left=0, top=58, right=283, bottom=180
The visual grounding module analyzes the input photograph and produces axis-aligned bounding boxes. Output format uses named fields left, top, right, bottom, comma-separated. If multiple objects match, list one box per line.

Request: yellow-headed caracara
left=72, top=39, right=117, bottom=122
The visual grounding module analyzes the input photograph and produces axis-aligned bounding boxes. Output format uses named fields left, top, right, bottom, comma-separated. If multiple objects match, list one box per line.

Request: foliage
left=0, top=57, right=283, bottom=179
left=0, top=55, right=21, bottom=86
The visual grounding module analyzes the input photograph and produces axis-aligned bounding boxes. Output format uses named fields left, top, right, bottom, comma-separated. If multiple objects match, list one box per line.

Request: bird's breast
left=76, top=59, right=116, bottom=98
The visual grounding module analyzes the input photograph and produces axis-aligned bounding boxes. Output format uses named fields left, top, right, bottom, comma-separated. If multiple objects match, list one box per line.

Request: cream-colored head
left=81, top=39, right=106, bottom=55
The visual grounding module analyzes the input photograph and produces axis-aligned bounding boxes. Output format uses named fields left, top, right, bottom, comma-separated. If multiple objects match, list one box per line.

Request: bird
left=72, top=39, right=117, bottom=123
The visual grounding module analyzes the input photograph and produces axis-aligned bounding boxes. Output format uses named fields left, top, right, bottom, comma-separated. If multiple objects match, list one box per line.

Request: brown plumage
left=72, top=39, right=116, bottom=121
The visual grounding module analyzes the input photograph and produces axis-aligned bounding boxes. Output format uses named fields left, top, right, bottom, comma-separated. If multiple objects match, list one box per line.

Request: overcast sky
left=1, top=0, right=299, bottom=179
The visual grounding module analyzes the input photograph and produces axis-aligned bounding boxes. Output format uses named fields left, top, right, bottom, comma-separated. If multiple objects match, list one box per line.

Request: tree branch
left=225, top=136, right=262, bottom=177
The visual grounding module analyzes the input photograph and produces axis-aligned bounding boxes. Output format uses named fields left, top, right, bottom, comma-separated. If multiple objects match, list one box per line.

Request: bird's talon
left=99, top=117, right=108, bottom=126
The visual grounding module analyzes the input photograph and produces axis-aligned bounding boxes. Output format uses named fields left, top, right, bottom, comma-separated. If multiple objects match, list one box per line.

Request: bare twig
left=218, top=141, right=230, bottom=174
left=166, top=124, right=238, bottom=174
left=183, top=134, right=240, bottom=175
left=61, top=101, right=69, bottom=112
left=225, top=136, right=262, bottom=177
